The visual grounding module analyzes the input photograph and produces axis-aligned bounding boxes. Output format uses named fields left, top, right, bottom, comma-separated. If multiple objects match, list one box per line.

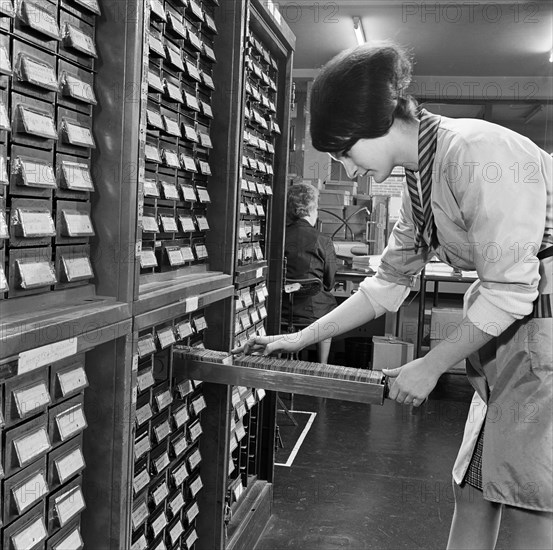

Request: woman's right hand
left=231, top=332, right=303, bottom=356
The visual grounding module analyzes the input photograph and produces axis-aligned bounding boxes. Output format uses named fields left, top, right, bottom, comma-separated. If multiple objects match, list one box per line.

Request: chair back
left=283, top=277, right=323, bottom=298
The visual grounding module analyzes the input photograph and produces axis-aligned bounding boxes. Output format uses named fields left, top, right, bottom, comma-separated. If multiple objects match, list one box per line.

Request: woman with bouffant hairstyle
left=236, top=42, right=552, bottom=549
left=283, top=183, right=337, bottom=364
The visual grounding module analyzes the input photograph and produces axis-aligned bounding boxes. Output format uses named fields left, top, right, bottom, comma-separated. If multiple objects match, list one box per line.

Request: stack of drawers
left=139, top=0, right=219, bottom=274
left=132, top=312, right=208, bottom=550
left=0, top=0, right=100, bottom=298
left=1, top=353, right=88, bottom=549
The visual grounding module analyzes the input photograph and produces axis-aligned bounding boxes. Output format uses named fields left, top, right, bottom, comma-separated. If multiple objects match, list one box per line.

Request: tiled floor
left=256, top=377, right=515, bottom=550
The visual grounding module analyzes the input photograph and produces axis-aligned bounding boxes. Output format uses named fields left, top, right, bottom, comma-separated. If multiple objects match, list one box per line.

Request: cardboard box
left=430, top=307, right=464, bottom=340
left=371, top=336, right=414, bottom=370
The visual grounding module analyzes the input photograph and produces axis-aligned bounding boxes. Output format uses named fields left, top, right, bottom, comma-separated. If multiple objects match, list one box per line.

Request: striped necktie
left=405, top=109, right=441, bottom=252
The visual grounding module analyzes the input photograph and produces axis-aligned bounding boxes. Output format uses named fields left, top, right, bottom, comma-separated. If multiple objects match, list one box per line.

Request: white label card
left=53, top=527, right=83, bottom=550
left=148, top=34, right=166, bottom=57
left=197, top=187, right=210, bottom=203
left=0, top=265, right=8, bottom=291
left=145, top=144, right=162, bottom=163
left=55, top=486, right=86, bottom=526
left=190, top=477, right=203, bottom=497
left=0, top=102, right=9, bottom=131
left=17, top=209, right=55, bottom=237
left=62, top=70, right=97, bottom=104
left=167, top=247, right=185, bottom=266
left=163, top=150, right=180, bottom=168
left=186, top=62, right=201, bottom=81
left=192, top=395, right=207, bottom=415
left=170, top=521, right=184, bottom=544
left=181, top=155, right=197, bottom=172
left=131, top=535, right=147, bottom=550
left=141, top=215, right=159, bottom=233
left=64, top=121, right=95, bottom=148
left=13, top=471, right=48, bottom=513
left=18, top=338, right=77, bottom=375
left=20, top=55, right=58, bottom=89
left=143, top=179, right=159, bottom=197
left=153, top=452, right=170, bottom=474
left=135, top=403, right=152, bottom=426
left=63, top=211, right=94, bottom=236
left=65, top=24, right=97, bottom=57
left=164, top=116, right=181, bottom=137
left=146, top=110, right=164, bottom=129
left=185, top=296, right=199, bottom=313
left=155, top=389, right=173, bottom=411
left=62, top=255, right=94, bottom=282
left=173, top=405, right=189, bottom=428
left=14, top=381, right=50, bottom=417
left=188, top=449, right=202, bottom=470
left=179, top=216, right=195, bottom=232
left=168, top=13, right=187, bottom=38
left=157, top=327, right=176, bottom=348
left=137, top=368, right=155, bottom=391
left=150, top=0, right=166, bottom=20
left=56, top=404, right=87, bottom=441
left=137, top=335, right=156, bottom=358
left=169, top=492, right=185, bottom=515
left=18, top=106, right=57, bottom=138
left=166, top=46, right=184, bottom=70
left=132, top=501, right=148, bottom=530
left=160, top=215, right=178, bottom=232
left=24, top=3, right=60, bottom=40
left=61, top=161, right=94, bottom=191
left=184, top=125, right=198, bottom=142
left=0, top=45, right=12, bottom=75
left=134, top=433, right=150, bottom=459
left=74, top=0, right=101, bottom=15
left=161, top=181, right=179, bottom=199
left=186, top=502, right=200, bottom=522
left=154, top=420, right=171, bottom=442
left=176, top=321, right=194, bottom=339
left=151, top=512, right=167, bottom=538
left=201, top=101, right=213, bottom=118
left=173, top=434, right=188, bottom=456
left=11, top=517, right=47, bottom=550
left=189, top=420, right=202, bottom=441
left=152, top=481, right=169, bottom=506
left=56, top=447, right=86, bottom=484
left=19, top=158, right=56, bottom=188
left=186, top=529, right=199, bottom=549
left=148, top=71, right=163, bottom=92
left=172, top=462, right=188, bottom=486
left=185, top=92, right=200, bottom=111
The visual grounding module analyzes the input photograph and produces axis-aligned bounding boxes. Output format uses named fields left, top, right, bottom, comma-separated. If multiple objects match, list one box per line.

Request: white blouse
left=359, top=115, right=553, bottom=335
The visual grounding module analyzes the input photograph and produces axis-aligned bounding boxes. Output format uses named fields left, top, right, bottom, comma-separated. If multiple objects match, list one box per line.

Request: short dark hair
left=310, top=41, right=418, bottom=154
left=287, top=183, right=319, bottom=220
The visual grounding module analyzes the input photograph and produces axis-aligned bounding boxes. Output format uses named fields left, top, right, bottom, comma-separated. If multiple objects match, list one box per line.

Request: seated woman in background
left=283, top=183, right=337, bottom=363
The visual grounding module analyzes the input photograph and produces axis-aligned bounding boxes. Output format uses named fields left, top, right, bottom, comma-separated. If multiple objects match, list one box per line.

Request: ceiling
left=279, top=0, right=553, bottom=151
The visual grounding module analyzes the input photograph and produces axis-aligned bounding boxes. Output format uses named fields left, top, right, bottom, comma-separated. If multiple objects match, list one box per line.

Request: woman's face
left=331, top=135, right=396, bottom=184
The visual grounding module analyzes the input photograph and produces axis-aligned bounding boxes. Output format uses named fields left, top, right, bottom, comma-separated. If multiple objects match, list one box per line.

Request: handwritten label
left=148, top=70, right=163, bottom=92
left=14, top=381, right=51, bottom=417
left=153, top=451, right=170, bottom=474
left=155, top=389, right=173, bottom=411
left=181, top=155, right=197, bottom=172
left=166, top=46, right=184, bottom=71
left=55, top=447, right=85, bottom=484
left=183, top=125, right=198, bottom=142
left=60, top=161, right=94, bottom=191
left=141, top=215, right=159, bottom=233
left=188, top=448, right=202, bottom=470
left=169, top=520, right=184, bottom=545
left=197, top=187, right=210, bottom=203
left=137, top=368, right=155, bottom=392
left=186, top=502, right=200, bottom=523
left=143, top=179, right=159, bottom=197
left=131, top=535, right=147, bottom=550
left=168, top=13, right=186, bottom=38
left=167, top=247, right=185, bottom=266
left=148, top=34, right=165, bottom=57
left=18, top=208, right=55, bottom=237
left=19, top=55, right=58, bottom=89
left=56, top=404, right=87, bottom=440
left=188, top=420, right=202, bottom=441
left=134, top=433, right=150, bottom=459
left=131, top=501, right=148, bottom=530
left=169, top=492, right=185, bottom=515
left=195, top=216, right=209, bottom=231
left=186, top=529, right=198, bottom=549
left=163, top=116, right=181, bottom=136
left=63, top=210, right=95, bottom=236
left=151, top=511, right=167, bottom=538
left=0, top=45, right=12, bottom=75
left=62, top=73, right=97, bottom=104
left=173, top=405, right=189, bottom=428
left=172, top=462, right=188, bottom=486
left=146, top=109, right=164, bottom=129
left=53, top=526, right=83, bottom=550
left=65, top=24, right=97, bottom=57
left=135, top=402, right=152, bottom=426
left=15, top=259, right=53, bottom=289
left=176, top=321, right=193, bottom=340
left=18, top=106, right=57, bottom=138
left=172, top=434, right=188, bottom=457
left=181, top=246, right=194, bottom=261
left=191, top=395, right=207, bottom=415
left=202, top=72, right=215, bottom=89
left=62, top=255, right=93, bottom=282
left=152, top=481, right=169, bottom=507
left=186, top=61, right=201, bottom=81
left=203, top=44, right=216, bottom=61
left=201, top=101, right=213, bottom=118
left=18, top=338, right=77, bottom=375
left=145, top=144, right=161, bottom=163
left=179, top=216, right=195, bottom=233
left=189, top=476, right=203, bottom=497
left=154, top=420, right=171, bottom=443
left=64, top=121, right=95, bottom=148
left=55, top=485, right=85, bottom=526
left=185, top=92, right=200, bottom=111
left=157, top=327, right=176, bottom=349
left=18, top=158, right=56, bottom=188
left=23, top=3, right=60, bottom=39
left=161, top=181, right=179, bottom=199
left=188, top=31, right=202, bottom=52
left=11, top=516, right=47, bottom=550
left=13, top=471, right=48, bottom=513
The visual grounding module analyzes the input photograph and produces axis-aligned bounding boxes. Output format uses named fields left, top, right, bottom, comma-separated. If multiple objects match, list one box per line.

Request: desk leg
left=416, top=270, right=427, bottom=358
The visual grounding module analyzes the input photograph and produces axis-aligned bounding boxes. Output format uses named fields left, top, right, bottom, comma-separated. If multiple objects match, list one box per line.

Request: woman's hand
left=382, top=358, right=441, bottom=407
left=231, top=332, right=303, bottom=356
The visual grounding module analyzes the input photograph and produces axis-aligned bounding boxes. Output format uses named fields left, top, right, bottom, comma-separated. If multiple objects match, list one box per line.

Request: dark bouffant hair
left=310, top=41, right=418, bottom=154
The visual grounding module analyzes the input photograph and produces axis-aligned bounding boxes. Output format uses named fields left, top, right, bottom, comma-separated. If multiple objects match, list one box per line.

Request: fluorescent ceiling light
left=353, top=17, right=366, bottom=46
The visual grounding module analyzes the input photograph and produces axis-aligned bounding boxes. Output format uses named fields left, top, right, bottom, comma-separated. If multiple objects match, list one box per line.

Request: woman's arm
left=383, top=317, right=494, bottom=404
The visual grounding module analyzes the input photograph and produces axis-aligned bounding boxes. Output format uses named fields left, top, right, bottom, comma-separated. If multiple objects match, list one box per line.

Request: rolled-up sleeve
left=443, top=135, right=545, bottom=334
left=359, top=190, right=430, bottom=316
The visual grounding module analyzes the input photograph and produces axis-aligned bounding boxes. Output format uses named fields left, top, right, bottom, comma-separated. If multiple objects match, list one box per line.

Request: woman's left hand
left=382, top=358, right=441, bottom=407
